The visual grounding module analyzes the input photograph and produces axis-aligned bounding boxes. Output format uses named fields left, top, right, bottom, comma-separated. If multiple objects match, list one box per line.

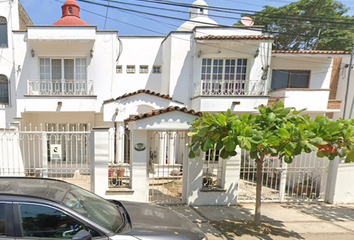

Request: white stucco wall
left=191, top=96, right=269, bottom=113
left=185, top=151, right=240, bottom=206
left=333, top=163, right=354, bottom=204
left=162, top=32, right=194, bottom=105
left=270, top=89, right=330, bottom=112
left=26, top=26, right=96, bottom=41
left=194, top=27, right=263, bottom=38
left=113, top=36, right=164, bottom=96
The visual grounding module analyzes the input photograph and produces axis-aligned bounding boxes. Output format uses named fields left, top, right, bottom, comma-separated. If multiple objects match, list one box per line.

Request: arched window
left=0, top=17, right=7, bottom=48
left=0, top=75, right=9, bottom=104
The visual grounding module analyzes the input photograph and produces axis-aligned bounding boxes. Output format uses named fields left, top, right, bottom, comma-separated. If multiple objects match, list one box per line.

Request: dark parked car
left=0, top=177, right=207, bottom=240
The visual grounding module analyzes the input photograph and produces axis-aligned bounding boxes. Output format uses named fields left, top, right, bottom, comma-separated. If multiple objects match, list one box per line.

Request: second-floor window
left=0, top=74, right=9, bottom=105
left=0, top=17, right=7, bottom=47
left=201, top=58, right=247, bottom=81
left=40, top=58, right=87, bottom=81
left=271, top=70, right=310, bottom=90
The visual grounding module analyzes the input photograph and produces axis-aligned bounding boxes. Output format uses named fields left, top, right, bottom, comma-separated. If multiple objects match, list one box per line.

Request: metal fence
left=0, top=125, right=91, bottom=190
left=238, top=150, right=330, bottom=202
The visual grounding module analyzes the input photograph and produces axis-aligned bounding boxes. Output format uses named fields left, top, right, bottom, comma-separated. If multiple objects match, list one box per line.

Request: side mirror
left=72, top=230, right=92, bottom=240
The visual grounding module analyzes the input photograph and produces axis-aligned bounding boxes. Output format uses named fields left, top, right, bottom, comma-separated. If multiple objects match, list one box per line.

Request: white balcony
left=269, top=88, right=335, bottom=113
left=193, top=79, right=267, bottom=97
left=27, top=79, right=94, bottom=96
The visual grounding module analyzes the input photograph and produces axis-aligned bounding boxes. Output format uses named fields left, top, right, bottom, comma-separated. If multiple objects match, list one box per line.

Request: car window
left=0, top=203, right=5, bottom=236
left=18, top=204, right=101, bottom=239
left=62, top=185, right=122, bottom=233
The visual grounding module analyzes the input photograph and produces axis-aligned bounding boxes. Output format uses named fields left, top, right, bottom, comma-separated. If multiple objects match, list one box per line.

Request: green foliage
left=187, top=101, right=354, bottom=163
left=238, top=0, right=354, bottom=50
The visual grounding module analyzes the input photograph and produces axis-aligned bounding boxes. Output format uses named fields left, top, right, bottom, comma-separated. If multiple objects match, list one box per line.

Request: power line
left=78, top=0, right=354, bottom=40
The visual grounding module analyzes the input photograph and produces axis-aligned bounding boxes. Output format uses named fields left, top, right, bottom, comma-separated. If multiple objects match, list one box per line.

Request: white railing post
left=196, top=79, right=265, bottom=96
left=41, top=132, right=48, bottom=178
left=27, top=80, right=93, bottom=96
left=278, top=160, right=288, bottom=202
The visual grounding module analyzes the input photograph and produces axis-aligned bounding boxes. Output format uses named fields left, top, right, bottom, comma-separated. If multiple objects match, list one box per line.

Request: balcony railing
left=27, top=79, right=94, bottom=96
left=193, top=80, right=267, bottom=97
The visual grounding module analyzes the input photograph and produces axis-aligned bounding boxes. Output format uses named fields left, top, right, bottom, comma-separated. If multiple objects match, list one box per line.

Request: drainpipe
left=343, top=46, right=354, bottom=119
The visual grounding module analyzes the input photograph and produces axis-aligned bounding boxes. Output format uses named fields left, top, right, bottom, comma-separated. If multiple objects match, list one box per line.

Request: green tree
left=188, top=101, right=354, bottom=224
left=239, top=0, right=354, bottom=51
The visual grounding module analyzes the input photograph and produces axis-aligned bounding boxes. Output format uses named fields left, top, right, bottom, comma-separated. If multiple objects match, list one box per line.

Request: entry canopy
left=125, top=106, right=201, bottom=131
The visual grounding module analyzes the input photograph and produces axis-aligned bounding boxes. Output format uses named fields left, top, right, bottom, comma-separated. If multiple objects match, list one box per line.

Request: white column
left=108, top=123, right=115, bottom=164
left=116, top=122, right=125, bottom=164
left=130, top=130, right=149, bottom=202
left=158, top=132, right=165, bottom=165
left=90, top=127, right=110, bottom=195
left=168, top=132, right=175, bottom=165
left=41, top=132, right=48, bottom=178
left=279, top=160, right=288, bottom=202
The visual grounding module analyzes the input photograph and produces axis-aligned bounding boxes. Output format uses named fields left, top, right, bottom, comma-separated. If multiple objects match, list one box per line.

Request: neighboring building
left=1, top=0, right=352, bottom=205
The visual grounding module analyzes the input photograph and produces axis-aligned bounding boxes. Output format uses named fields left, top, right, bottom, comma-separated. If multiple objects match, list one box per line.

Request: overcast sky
left=19, top=0, right=354, bottom=35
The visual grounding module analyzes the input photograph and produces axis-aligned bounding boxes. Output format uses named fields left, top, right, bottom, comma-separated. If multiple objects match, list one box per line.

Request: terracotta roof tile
left=103, top=89, right=181, bottom=104
left=272, top=50, right=351, bottom=55
left=195, top=35, right=276, bottom=40
left=124, top=106, right=202, bottom=123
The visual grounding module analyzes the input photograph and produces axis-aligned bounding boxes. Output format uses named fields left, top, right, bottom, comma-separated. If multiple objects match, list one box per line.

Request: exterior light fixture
left=31, top=49, right=35, bottom=58
left=254, top=48, right=260, bottom=58
left=90, top=49, right=94, bottom=58
left=197, top=50, right=202, bottom=58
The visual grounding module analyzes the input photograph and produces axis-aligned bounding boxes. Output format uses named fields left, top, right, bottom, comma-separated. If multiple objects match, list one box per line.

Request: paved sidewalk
left=169, top=203, right=354, bottom=239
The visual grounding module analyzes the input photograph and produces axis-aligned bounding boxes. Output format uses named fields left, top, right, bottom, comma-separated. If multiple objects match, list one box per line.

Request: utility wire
left=51, top=0, right=351, bottom=67
left=78, top=0, right=354, bottom=41
left=131, top=0, right=354, bottom=24
left=93, top=0, right=354, bottom=26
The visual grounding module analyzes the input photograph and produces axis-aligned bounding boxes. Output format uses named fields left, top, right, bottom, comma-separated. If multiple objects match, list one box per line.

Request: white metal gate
left=148, top=131, right=187, bottom=204
left=238, top=149, right=330, bottom=202
left=0, top=125, right=91, bottom=190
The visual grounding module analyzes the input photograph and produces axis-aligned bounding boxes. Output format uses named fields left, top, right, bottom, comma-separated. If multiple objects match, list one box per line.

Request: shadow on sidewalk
left=284, top=202, right=354, bottom=221
left=193, top=205, right=304, bottom=239
left=210, top=220, right=304, bottom=239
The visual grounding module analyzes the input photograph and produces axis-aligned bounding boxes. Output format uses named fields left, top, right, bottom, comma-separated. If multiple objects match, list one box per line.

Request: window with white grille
left=127, top=65, right=135, bottom=73
left=140, top=65, right=148, bottom=73
left=0, top=17, right=7, bottom=48
left=39, top=58, right=87, bottom=94
left=201, top=58, right=247, bottom=81
left=0, top=75, right=9, bottom=105
left=40, top=58, right=87, bottom=81
left=153, top=66, right=161, bottom=74
left=116, top=65, right=122, bottom=73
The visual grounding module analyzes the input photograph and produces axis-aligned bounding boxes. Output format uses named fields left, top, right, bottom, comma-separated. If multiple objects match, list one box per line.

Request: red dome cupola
left=53, top=0, right=88, bottom=26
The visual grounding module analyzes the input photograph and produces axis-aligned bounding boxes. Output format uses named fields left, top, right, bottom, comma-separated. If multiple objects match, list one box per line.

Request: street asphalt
left=169, top=202, right=354, bottom=239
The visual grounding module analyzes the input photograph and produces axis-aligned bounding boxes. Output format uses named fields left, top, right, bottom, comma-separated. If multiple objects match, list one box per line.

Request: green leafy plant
left=187, top=101, right=354, bottom=224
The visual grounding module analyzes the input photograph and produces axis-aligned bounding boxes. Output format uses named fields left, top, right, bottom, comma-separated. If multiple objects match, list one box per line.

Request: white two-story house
left=0, top=0, right=351, bottom=205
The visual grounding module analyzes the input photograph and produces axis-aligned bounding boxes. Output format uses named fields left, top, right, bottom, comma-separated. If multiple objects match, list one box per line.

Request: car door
left=0, top=202, right=15, bottom=240
left=12, top=202, right=108, bottom=240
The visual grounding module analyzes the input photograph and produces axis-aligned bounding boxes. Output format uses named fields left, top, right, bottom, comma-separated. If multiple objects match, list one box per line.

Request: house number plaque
left=134, top=143, right=146, bottom=151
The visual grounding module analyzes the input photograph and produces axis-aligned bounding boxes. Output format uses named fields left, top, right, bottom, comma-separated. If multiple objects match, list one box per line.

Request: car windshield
left=61, top=185, right=123, bottom=233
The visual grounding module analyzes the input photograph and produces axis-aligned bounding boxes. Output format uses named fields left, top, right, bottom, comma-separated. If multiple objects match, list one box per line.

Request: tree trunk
left=254, top=154, right=265, bottom=224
